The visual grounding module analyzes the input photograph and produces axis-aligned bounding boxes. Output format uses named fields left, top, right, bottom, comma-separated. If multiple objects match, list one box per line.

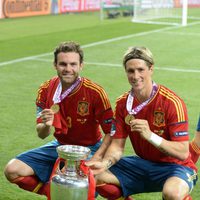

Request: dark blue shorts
left=16, top=140, right=102, bottom=183
left=109, top=156, right=198, bottom=197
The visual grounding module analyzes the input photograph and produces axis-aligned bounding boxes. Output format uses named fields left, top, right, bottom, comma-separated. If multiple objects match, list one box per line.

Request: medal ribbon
left=80, top=160, right=95, bottom=200
left=126, top=82, right=158, bottom=115
left=51, top=77, right=81, bottom=134
left=53, top=77, right=81, bottom=104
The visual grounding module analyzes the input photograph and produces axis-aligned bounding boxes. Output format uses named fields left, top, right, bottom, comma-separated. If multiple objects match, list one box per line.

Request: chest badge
left=77, top=101, right=89, bottom=116
left=153, top=111, right=165, bottom=127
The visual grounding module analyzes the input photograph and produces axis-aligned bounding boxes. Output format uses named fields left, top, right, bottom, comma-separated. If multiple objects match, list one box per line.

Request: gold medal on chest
left=50, top=104, right=60, bottom=114
left=125, top=114, right=135, bottom=125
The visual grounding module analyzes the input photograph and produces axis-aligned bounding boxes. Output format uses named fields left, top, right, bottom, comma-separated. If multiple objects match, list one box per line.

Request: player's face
left=54, top=52, right=83, bottom=89
left=125, top=58, right=153, bottom=93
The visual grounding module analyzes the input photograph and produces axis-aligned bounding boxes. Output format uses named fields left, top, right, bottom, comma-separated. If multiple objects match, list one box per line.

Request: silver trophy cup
left=50, top=145, right=91, bottom=200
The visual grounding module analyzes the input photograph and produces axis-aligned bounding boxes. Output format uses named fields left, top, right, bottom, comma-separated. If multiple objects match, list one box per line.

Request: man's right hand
left=36, top=109, right=54, bottom=139
left=40, top=109, right=54, bottom=127
left=85, top=160, right=109, bottom=175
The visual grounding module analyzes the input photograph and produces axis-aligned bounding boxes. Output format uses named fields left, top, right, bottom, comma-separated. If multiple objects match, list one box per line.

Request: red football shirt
left=113, top=85, right=197, bottom=171
left=36, top=76, right=113, bottom=146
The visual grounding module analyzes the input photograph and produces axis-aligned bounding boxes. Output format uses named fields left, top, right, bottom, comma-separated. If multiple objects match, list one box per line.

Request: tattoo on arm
left=159, top=147, right=170, bottom=156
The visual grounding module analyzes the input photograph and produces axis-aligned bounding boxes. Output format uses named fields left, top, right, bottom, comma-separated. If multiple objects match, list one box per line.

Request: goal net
left=132, top=0, right=200, bottom=26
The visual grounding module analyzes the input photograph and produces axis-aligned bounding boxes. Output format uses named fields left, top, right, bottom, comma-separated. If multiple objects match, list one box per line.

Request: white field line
left=85, top=62, right=200, bottom=73
left=32, top=59, right=200, bottom=73
left=0, top=26, right=186, bottom=67
left=0, top=53, right=52, bottom=67
left=164, top=31, right=200, bottom=37
left=0, top=21, right=199, bottom=68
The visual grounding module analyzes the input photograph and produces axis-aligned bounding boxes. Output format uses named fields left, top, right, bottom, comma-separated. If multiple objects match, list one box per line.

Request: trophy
left=50, top=145, right=91, bottom=200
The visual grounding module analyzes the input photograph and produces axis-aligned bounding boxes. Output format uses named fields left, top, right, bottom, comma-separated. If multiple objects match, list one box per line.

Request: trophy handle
left=50, top=158, right=66, bottom=180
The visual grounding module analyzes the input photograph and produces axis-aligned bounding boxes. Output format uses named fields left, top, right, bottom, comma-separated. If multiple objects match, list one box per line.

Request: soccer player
left=87, top=46, right=198, bottom=200
left=4, top=41, right=114, bottom=198
left=189, top=115, right=200, bottom=163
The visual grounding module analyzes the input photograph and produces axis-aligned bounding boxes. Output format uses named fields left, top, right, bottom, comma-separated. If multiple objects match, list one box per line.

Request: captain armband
left=149, top=132, right=163, bottom=147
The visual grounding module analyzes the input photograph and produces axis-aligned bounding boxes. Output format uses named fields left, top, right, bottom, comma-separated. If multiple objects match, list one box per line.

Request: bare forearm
left=36, top=123, right=51, bottom=139
left=193, top=131, right=200, bottom=147
left=158, top=139, right=189, bottom=160
left=102, top=138, right=125, bottom=168
left=85, top=139, right=125, bottom=175
left=129, top=119, right=189, bottom=161
left=92, top=134, right=112, bottom=161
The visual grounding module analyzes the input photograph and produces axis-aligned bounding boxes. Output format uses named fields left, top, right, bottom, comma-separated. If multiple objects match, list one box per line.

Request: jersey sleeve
left=35, top=80, right=50, bottom=123
left=165, top=92, right=189, bottom=141
left=92, top=84, right=113, bottom=134
left=112, top=96, right=129, bottom=139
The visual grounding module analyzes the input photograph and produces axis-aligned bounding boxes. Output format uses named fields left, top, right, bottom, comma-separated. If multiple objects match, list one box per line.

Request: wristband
left=149, top=132, right=163, bottom=147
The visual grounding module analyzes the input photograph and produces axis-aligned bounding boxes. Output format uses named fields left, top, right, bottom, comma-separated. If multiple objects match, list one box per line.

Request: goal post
left=99, top=0, right=200, bottom=25
left=132, top=0, right=189, bottom=26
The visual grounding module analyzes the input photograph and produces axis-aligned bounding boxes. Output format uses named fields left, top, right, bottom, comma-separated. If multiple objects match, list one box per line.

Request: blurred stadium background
left=0, top=0, right=200, bottom=199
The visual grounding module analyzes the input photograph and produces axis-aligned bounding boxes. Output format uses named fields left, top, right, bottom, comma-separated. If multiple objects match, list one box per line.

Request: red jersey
left=113, top=84, right=197, bottom=171
left=36, top=76, right=113, bottom=146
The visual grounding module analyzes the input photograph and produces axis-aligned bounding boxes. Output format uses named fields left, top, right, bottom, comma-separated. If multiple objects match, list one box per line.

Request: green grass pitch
left=0, top=11, right=200, bottom=200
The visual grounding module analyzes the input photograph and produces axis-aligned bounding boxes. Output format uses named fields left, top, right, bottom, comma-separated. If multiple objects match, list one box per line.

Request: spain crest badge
left=153, top=110, right=165, bottom=127
left=77, top=101, right=89, bottom=116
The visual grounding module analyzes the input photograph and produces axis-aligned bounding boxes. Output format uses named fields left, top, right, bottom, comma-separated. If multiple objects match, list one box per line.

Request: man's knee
left=4, top=159, right=33, bottom=181
left=163, top=192, right=192, bottom=200
left=162, top=176, right=190, bottom=200
left=4, top=159, right=18, bottom=181
left=162, top=184, right=188, bottom=200
left=163, top=190, right=182, bottom=200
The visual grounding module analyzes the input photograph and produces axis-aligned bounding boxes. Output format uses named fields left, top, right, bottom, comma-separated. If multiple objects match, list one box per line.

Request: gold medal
left=125, top=114, right=135, bottom=125
left=50, top=104, right=60, bottom=114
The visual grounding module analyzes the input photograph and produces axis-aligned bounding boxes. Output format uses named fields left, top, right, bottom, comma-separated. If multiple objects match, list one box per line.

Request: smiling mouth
left=62, top=74, right=73, bottom=78
left=132, top=79, right=143, bottom=85
left=132, top=81, right=139, bottom=85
